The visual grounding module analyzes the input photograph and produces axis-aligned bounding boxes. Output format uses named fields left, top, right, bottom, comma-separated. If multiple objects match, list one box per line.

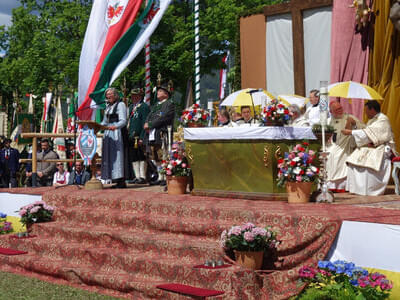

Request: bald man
left=325, top=101, right=364, bottom=192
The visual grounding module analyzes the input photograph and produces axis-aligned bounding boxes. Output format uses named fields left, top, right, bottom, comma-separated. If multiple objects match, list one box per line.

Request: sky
left=0, top=0, right=20, bottom=28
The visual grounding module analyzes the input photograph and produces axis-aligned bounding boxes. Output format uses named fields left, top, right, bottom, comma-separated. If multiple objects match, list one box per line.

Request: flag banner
left=28, top=94, right=37, bottom=114
left=78, top=0, right=144, bottom=120
left=78, top=0, right=172, bottom=120
left=43, top=93, right=52, bottom=121
left=12, top=113, right=33, bottom=145
left=219, top=51, right=229, bottom=100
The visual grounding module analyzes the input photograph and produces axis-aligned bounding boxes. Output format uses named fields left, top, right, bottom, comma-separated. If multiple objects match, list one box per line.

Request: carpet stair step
left=8, top=223, right=222, bottom=261
left=0, top=251, right=251, bottom=299
left=1, top=237, right=233, bottom=276
left=54, top=207, right=236, bottom=238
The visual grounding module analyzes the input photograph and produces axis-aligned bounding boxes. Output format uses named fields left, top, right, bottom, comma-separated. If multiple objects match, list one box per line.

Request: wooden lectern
left=76, top=121, right=106, bottom=190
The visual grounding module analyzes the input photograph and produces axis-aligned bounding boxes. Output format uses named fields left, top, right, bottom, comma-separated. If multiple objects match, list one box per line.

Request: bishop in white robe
left=326, top=101, right=364, bottom=190
left=343, top=101, right=396, bottom=196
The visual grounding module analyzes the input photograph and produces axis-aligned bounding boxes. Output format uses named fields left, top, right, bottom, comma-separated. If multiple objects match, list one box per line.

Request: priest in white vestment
left=326, top=101, right=364, bottom=191
left=342, top=100, right=396, bottom=196
left=304, top=89, right=321, bottom=125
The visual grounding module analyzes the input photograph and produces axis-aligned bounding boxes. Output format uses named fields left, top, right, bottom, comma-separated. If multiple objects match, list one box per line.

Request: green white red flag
left=78, top=0, right=172, bottom=120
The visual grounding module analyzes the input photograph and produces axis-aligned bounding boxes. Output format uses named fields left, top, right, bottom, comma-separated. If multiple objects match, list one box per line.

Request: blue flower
left=318, top=260, right=333, bottom=269
left=350, top=279, right=359, bottom=286
left=0, top=213, right=6, bottom=218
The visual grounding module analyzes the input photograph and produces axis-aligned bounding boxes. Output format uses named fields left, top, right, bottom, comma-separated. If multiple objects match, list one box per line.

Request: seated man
left=342, top=100, right=396, bottom=195
left=217, top=108, right=236, bottom=127
left=68, top=161, right=91, bottom=185
left=304, top=89, right=321, bottom=126
left=288, top=104, right=309, bottom=127
left=235, top=106, right=259, bottom=126
left=26, top=139, right=58, bottom=187
left=326, top=101, right=364, bottom=191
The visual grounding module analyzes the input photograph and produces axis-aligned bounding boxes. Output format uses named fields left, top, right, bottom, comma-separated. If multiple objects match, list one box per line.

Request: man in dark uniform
left=144, top=82, right=175, bottom=186
left=127, top=88, right=150, bottom=184
left=0, top=138, right=20, bottom=187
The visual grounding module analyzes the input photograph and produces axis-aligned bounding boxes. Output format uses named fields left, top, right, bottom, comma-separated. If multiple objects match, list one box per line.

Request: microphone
left=247, top=89, right=262, bottom=94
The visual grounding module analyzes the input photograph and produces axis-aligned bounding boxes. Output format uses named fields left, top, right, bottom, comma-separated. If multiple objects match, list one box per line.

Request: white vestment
left=326, top=113, right=364, bottom=189
left=305, top=105, right=320, bottom=126
left=290, top=115, right=310, bottom=127
left=346, top=113, right=395, bottom=196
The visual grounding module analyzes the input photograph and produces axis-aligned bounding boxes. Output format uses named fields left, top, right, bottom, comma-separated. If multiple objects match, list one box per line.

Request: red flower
left=202, top=114, right=207, bottom=120
left=193, top=109, right=197, bottom=114
left=278, top=159, right=284, bottom=164
left=188, top=115, right=192, bottom=120
left=290, top=161, right=296, bottom=166
left=303, top=142, right=309, bottom=146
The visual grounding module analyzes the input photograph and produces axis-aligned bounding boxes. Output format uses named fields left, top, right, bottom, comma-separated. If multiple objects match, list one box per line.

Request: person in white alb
left=342, top=100, right=396, bottom=196
left=288, top=104, right=309, bottom=127
left=325, top=101, right=364, bottom=192
left=304, top=89, right=321, bottom=126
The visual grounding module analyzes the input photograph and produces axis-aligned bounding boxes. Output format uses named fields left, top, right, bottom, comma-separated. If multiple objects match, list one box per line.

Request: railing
left=20, top=132, right=102, bottom=187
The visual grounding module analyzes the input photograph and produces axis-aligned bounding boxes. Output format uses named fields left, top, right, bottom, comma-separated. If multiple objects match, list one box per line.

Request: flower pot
left=264, top=120, right=284, bottom=126
left=187, top=122, right=205, bottom=128
left=167, top=176, right=187, bottom=195
left=234, top=250, right=264, bottom=270
left=313, top=132, right=333, bottom=144
left=286, top=181, right=312, bottom=203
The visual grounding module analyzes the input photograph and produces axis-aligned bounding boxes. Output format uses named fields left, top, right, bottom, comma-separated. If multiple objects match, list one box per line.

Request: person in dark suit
left=0, top=138, right=20, bottom=188
left=68, top=161, right=91, bottom=185
left=143, top=82, right=175, bottom=186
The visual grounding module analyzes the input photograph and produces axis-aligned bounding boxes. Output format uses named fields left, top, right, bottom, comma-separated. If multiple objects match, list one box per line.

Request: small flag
left=219, top=51, right=229, bottom=100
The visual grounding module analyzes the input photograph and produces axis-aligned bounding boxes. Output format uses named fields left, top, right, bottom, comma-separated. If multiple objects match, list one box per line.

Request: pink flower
left=166, top=170, right=172, bottom=175
left=296, top=176, right=302, bottom=182
left=30, top=206, right=40, bottom=214
left=299, top=266, right=317, bottom=278
left=241, top=222, right=255, bottom=231
left=19, top=209, right=27, bottom=216
left=182, top=163, right=187, bottom=168
left=244, top=231, right=255, bottom=242
left=228, top=226, right=242, bottom=236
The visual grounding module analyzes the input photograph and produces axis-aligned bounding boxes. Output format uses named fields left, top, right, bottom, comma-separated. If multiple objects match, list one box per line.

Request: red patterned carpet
left=0, top=186, right=400, bottom=299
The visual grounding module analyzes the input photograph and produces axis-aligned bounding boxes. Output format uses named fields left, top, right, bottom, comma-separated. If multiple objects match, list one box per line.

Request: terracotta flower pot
left=167, top=176, right=188, bottom=195
left=264, top=119, right=284, bottom=126
left=187, top=122, right=205, bottom=128
left=234, top=250, right=264, bottom=270
left=286, top=181, right=312, bottom=203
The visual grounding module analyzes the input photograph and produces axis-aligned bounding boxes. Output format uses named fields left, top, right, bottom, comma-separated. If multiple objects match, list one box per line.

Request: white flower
left=293, top=167, right=302, bottom=175
left=293, top=157, right=301, bottom=162
left=310, top=166, right=318, bottom=172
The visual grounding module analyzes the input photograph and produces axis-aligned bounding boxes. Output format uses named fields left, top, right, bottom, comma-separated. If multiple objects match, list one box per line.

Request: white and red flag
left=43, top=92, right=52, bottom=121
left=219, top=51, right=229, bottom=100
left=52, top=96, right=66, bottom=157
left=78, top=0, right=172, bottom=120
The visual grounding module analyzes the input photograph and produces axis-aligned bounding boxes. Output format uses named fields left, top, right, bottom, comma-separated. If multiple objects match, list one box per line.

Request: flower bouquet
left=277, top=142, right=319, bottom=203
left=261, top=99, right=291, bottom=126
left=17, top=201, right=55, bottom=228
left=297, top=260, right=393, bottom=299
left=180, top=103, right=210, bottom=127
left=160, top=142, right=191, bottom=194
left=0, top=212, right=13, bottom=234
left=220, top=222, right=279, bottom=269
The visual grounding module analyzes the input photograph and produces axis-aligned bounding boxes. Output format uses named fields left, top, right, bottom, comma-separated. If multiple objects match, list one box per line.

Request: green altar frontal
left=184, top=127, right=319, bottom=200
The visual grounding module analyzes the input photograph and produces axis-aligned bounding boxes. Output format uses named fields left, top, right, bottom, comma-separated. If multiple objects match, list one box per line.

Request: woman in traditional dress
left=101, top=88, right=129, bottom=188
left=52, top=163, right=70, bottom=186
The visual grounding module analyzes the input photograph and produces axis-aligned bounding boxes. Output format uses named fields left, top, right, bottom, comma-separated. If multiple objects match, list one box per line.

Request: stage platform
left=0, top=186, right=399, bottom=299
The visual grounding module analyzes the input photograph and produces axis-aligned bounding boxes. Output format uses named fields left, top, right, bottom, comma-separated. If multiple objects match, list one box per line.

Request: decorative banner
left=43, top=93, right=52, bottom=121
left=13, top=113, right=33, bottom=145
left=219, top=51, right=229, bottom=100
left=76, top=126, right=97, bottom=166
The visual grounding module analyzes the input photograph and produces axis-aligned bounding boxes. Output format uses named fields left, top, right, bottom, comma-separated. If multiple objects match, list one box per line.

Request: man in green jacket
left=127, top=88, right=150, bottom=184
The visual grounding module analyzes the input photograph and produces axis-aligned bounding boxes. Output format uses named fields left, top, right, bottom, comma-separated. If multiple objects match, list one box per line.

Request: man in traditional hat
left=127, top=88, right=150, bottom=184
left=143, top=82, right=175, bottom=186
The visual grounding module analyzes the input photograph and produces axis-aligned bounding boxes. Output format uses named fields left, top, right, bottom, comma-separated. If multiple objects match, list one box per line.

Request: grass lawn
left=0, top=271, right=123, bottom=300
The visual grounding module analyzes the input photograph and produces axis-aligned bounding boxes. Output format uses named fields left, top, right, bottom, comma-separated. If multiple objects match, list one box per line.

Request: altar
left=184, top=127, right=319, bottom=200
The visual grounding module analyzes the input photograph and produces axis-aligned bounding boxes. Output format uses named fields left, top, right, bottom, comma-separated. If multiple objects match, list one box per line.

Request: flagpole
left=145, top=40, right=151, bottom=105
left=194, top=0, right=200, bottom=104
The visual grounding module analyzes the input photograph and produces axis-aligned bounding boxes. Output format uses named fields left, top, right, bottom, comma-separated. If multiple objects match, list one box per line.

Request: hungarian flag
left=77, top=0, right=172, bottom=120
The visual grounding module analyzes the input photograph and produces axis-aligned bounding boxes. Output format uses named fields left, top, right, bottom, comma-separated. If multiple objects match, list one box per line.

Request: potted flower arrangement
left=180, top=103, right=210, bottom=127
left=220, top=222, right=279, bottom=270
left=160, top=141, right=192, bottom=194
left=0, top=212, right=13, bottom=235
left=297, top=260, right=393, bottom=299
left=17, top=201, right=55, bottom=232
left=311, top=123, right=335, bottom=144
left=261, top=99, right=291, bottom=126
left=277, top=142, right=319, bottom=203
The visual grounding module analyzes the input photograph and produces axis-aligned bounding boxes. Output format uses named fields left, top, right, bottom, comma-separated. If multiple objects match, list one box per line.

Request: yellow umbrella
left=328, top=81, right=383, bottom=100
left=220, top=88, right=275, bottom=107
left=278, top=94, right=309, bottom=107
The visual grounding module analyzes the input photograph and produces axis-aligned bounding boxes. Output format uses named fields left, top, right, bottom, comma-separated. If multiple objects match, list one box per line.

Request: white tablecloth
left=184, top=126, right=317, bottom=140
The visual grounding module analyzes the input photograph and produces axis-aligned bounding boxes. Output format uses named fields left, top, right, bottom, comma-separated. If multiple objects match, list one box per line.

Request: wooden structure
left=240, top=0, right=332, bottom=95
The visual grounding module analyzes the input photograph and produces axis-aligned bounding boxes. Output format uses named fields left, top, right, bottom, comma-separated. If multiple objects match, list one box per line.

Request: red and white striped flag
left=78, top=0, right=172, bottom=120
